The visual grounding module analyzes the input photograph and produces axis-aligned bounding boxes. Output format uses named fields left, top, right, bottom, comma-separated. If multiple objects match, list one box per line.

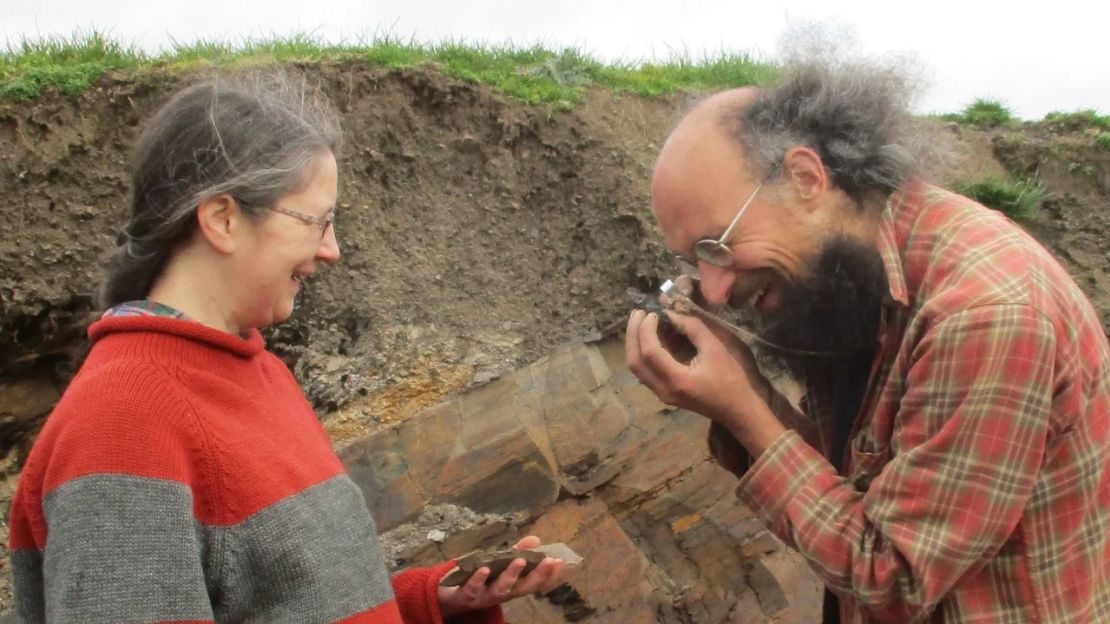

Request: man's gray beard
left=751, top=234, right=888, bottom=361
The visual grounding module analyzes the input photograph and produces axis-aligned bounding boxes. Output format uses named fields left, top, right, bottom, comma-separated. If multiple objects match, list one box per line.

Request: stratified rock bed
left=350, top=338, right=823, bottom=622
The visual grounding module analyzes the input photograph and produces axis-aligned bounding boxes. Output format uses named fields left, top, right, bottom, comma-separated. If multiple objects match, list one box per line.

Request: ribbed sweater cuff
left=392, top=561, right=505, bottom=624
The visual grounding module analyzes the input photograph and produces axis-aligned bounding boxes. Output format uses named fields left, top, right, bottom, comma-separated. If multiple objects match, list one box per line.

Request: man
left=626, top=64, right=1110, bottom=623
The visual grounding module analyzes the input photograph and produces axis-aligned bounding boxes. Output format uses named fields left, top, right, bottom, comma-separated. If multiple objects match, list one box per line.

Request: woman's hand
left=437, top=536, right=566, bottom=617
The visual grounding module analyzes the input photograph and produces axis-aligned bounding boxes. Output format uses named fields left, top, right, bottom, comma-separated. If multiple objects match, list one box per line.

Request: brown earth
left=990, top=123, right=1110, bottom=331
left=0, top=63, right=1107, bottom=617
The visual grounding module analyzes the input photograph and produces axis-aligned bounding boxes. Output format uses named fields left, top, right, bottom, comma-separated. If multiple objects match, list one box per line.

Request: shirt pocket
left=848, top=434, right=891, bottom=492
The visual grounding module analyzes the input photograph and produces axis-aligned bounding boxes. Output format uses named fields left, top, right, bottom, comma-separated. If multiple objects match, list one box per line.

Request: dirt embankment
left=991, top=123, right=1110, bottom=330
left=0, top=62, right=1108, bottom=616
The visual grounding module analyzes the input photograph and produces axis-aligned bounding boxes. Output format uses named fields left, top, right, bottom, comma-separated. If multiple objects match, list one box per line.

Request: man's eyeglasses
left=675, top=165, right=779, bottom=275
left=675, top=181, right=764, bottom=276
left=266, top=204, right=336, bottom=237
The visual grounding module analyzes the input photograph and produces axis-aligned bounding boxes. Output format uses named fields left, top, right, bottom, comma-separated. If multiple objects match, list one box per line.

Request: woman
left=8, top=76, right=563, bottom=623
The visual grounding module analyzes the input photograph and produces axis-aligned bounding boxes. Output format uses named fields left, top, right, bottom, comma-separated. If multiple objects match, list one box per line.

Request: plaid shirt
left=735, top=181, right=1110, bottom=623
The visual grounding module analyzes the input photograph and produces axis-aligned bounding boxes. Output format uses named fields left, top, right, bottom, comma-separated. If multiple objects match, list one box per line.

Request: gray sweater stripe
left=204, top=474, right=394, bottom=622
left=9, top=549, right=44, bottom=624
left=26, top=473, right=392, bottom=623
left=41, top=474, right=213, bottom=622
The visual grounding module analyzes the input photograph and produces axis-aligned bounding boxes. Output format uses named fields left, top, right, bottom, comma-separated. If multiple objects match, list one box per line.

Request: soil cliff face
left=0, top=63, right=1107, bottom=617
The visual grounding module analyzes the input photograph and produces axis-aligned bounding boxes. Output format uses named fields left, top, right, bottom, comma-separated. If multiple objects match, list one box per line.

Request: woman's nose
left=316, top=225, right=341, bottom=263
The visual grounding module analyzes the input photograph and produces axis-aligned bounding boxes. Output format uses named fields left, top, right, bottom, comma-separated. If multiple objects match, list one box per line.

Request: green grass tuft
left=1, top=31, right=778, bottom=107
left=954, top=176, right=1047, bottom=221
left=941, top=98, right=1015, bottom=128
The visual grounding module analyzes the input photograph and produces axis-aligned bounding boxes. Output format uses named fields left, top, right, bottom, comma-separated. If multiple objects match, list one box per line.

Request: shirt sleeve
left=392, top=562, right=505, bottom=624
left=735, top=304, right=1056, bottom=620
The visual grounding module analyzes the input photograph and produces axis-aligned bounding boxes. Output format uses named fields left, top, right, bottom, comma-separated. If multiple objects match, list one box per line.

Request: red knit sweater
left=8, top=315, right=503, bottom=624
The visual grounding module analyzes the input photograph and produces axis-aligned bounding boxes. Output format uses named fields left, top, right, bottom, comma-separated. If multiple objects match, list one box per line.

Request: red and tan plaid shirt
left=736, top=181, right=1110, bottom=623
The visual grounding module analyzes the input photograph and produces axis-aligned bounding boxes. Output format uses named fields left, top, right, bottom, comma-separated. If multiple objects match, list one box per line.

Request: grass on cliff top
left=1041, top=109, right=1110, bottom=152
left=1043, top=109, right=1110, bottom=131
left=1, top=31, right=778, bottom=108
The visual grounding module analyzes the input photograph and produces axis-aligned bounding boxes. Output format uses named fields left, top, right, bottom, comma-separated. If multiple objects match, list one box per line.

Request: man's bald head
left=670, top=87, right=760, bottom=144
left=651, top=88, right=768, bottom=248
left=654, top=87, right=762, bottom=190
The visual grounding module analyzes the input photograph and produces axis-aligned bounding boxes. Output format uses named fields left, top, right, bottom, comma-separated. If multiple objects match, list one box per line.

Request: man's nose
left=697, top=262, right=736, bottom=306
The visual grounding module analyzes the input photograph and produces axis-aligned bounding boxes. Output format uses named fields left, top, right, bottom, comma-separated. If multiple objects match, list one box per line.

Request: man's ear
left=781, top=146, right=828, bottom=211
left=195, top=195, right=241, bottom=254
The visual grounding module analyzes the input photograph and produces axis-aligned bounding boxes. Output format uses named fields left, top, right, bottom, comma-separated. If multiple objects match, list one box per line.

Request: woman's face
left=232, top=151, right=340, bottom=330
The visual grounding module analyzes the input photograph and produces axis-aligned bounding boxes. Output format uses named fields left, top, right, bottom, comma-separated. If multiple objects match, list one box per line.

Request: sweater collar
left=88, top=315, right=266, bottom=358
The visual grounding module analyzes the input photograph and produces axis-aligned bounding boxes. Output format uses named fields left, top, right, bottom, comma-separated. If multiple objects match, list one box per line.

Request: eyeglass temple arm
left=715, top=182, right=762, bottom=245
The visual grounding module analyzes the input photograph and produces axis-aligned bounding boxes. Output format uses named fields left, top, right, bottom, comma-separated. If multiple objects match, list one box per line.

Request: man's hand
left=625, top=308, right=786, bottom=458
left=437, top=536, right=566, bottom=617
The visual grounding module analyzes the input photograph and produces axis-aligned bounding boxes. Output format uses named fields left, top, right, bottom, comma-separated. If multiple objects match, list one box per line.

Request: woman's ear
left=195, top=195, right=240, bottom=254
left=780, top=147, right=828, bottom=210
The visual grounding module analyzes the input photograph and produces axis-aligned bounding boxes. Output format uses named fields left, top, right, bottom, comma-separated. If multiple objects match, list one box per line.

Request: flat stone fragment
left=439, top=548, right=548, bottom=587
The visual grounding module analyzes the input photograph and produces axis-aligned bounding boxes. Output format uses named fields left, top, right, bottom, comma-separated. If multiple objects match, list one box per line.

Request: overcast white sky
left=4, top=0, right=1108, bottom=119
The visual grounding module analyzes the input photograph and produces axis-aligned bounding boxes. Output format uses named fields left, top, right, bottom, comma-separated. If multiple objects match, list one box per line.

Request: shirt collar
left=875, top=182, right=918, bottom=308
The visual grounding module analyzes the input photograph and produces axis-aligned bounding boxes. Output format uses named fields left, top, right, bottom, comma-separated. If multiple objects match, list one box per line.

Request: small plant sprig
left=1067, top=162, right=1096, bottom=177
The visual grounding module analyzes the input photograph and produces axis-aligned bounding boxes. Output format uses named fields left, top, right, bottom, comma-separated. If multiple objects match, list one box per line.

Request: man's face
left=659, top=187, right=887, bottom=355
left=651, top=124, right=886, bottom=356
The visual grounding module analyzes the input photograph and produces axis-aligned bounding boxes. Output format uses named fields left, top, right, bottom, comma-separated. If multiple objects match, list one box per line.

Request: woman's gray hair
left=99, top=73, right=342, bottom=309
left=727, top=60, right=924, bottom=205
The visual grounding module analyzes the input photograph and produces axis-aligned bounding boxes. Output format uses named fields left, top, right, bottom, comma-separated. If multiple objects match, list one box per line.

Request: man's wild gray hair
left=728, top=59, right=925, bottom=205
